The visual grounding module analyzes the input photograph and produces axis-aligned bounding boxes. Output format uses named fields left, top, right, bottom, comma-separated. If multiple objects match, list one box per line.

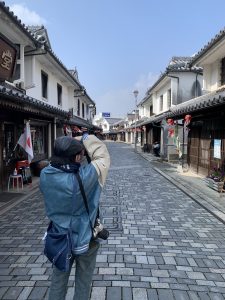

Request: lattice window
left=41, top=71, right=48, bottom=99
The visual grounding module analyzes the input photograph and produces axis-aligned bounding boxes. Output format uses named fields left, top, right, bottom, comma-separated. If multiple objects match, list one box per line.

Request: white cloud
left=134, top=72, right=159, bottom=99
left=9, top=4, right=46, bottom=25
left=96, top=72, right=158, bottom=118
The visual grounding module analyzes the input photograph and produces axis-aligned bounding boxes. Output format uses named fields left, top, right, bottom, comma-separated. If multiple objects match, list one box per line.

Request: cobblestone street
left=1, top=141, right=225, bottom=299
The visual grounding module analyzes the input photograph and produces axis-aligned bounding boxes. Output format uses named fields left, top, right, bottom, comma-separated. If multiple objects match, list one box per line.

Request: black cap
left=53, top=136, right=84, bottom=158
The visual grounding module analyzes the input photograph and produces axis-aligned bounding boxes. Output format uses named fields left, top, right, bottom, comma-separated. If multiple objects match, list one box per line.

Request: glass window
left=31, top=126, right=45, bottom=156
left=57, top=83, right=62, bottom=106
left=150, top=105, right=153, bottom=116
left=41, top=71, right=48, bottom=99
left=4, top=124, right=14, bottom=160
left=86, top=104, right=89, bottom=116
left=82, top=103, right=85, bottom=118
left=77, top=99, right=80, bottom=116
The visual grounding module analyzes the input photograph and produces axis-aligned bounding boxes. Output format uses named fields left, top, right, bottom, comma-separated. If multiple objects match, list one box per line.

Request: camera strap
left=75, top=173, right=94, bottom=231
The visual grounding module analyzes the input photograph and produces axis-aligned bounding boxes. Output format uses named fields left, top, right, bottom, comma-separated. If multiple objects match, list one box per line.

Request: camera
left=92, top=218, right=109, bottom=240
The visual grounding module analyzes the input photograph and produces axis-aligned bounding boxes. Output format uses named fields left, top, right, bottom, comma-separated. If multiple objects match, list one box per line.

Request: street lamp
left=133, top=90, right=139, bottom=151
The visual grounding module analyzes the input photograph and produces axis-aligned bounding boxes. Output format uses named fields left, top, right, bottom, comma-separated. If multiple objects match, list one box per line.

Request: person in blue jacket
left=40, top=132, right=110, bottom=300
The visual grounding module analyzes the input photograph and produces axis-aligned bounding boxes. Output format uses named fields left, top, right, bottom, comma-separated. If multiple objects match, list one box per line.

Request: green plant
left=208, top=167, right=225, bottom=182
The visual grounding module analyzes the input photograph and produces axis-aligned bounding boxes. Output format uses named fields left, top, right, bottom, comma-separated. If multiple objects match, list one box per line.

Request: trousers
left=48, top=241, right=99, bottom=300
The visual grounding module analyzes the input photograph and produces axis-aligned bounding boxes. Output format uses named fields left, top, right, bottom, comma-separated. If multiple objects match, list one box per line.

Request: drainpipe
left=167, top=75, right=179, bottom=105
left=54, top=118, right=57, bottom=140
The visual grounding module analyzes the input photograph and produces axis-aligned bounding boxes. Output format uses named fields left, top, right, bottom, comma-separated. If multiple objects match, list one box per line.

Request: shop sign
left=214, top=139, right=221, bottom=159
left=0, top=34, right=17, bottom=81
left=102, top=112, right=110, bottom=118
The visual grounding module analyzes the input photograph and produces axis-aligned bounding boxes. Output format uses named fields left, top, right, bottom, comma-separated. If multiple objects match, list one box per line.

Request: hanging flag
left=17, top=122, right=34, bottom=163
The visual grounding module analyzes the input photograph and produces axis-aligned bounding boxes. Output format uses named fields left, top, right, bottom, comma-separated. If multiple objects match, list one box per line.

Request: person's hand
left=81, top=127, right=88, bottom=134
left=74, top=136, right=82, bottom=141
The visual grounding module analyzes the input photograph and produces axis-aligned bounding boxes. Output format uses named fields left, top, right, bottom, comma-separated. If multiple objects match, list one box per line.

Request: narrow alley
left=1, top=142, right=225, bottom=300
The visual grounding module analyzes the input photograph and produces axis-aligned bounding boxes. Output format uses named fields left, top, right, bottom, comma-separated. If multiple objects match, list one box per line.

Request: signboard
left=214, top=139, right=221, bottom=159
left=102, top=112, right=110, bottom=118
left=0, top=33, right=17, bottom=81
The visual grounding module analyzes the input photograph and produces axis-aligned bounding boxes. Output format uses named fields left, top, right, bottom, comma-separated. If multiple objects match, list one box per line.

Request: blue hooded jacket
left=40, top=135, right=110, bottom=254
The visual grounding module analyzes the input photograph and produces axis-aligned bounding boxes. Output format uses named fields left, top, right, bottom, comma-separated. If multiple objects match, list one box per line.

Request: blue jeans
left=48, top=241, right=99, bottom=300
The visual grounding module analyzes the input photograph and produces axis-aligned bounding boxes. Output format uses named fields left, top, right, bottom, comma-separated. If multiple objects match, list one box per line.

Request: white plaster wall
left=24, top=56, right=34, bottom=89
left=138, top=105, right=145, bottom=118
left=25, top=58, right=71, bottom=111
left=142, top=100, right=151, bottom=117
left=171, top=77, right=178, bottom=105
left=67, top=87, right=75, bottom=112
left=154, top=82, right=171, bottom=114
left=202, top=64, right=211, bottom=92
left=101, top=119, right=109, bottom=132
left=152, top=93, right=157, bottom=114
left=172, top=72, right=203, bottom=104
left=210, top=60, right=220, bottom=91
left=202, top=60, right=221, bottom=92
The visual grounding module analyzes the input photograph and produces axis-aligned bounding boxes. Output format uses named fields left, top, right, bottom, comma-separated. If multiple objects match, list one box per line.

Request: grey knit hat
left=53, top=136, right=84, bottom=159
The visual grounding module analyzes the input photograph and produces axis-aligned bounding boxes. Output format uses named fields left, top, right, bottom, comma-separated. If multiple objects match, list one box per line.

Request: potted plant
left=204, top=167, right=225, bottom=192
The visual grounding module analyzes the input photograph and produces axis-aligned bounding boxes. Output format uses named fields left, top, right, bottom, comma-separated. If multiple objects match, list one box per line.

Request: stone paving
left=1, top=142, right=225, bottom=299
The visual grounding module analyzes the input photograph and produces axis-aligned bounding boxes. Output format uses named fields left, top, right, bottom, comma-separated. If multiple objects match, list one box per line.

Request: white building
left=136, top=56, right=203, bottom=160
left=0, top=3, right=95, bottom=190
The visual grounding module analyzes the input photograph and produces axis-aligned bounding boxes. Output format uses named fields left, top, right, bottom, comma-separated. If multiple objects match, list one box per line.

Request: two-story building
left=163, top=28, right=225, bottom=175
left=0, top=3, right=96, bottom=190
left=137, top=56, right=203, bottom=160
left=93, top=114, right=123, bottom=140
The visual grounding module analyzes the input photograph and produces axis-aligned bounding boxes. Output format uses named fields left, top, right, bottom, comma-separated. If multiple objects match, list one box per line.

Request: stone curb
left=137, top=149, right=225, bottom=225
left=153, top=166, right=225, bottom=225
left=0, top=186, right=39, bottom=216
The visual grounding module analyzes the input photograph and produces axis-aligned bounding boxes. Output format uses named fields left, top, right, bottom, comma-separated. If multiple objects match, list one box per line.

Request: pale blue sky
left=5, top=0, right=225, bottom=117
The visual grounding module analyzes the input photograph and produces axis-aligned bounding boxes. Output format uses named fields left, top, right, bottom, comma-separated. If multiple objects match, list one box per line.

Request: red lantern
left=72, top=126, right=82, bottom=133
left=168, top=128, right=175, bottom=138
left=184, top=114, right=192, bottom=125
left=167, top=118, right=174, bottom=126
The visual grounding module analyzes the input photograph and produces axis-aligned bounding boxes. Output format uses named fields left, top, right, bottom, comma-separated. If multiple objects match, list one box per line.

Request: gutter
left=191, top=31, right=225, bottom=66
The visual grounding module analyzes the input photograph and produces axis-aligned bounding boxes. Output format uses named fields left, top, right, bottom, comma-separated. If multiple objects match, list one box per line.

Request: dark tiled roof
left=68, top=116, right=93, bottom=129
left=138, top=94, right=151, bottom=106
left=106, top=118, right=123, bottom=125
left=27, top=25, right=52, bottom=49
left=191, top=27, right=225, bottom=65
left=132, top=113, right=168, bottom=127
left=0, top=83, right=96, bottom=128
left=0, top=1, right=40, bottom=44
left=168, top=87, right=225, bottom=118
left=112, top=119, right=125, bottom=126
left=138, top=87, right=225, bottom=126
left=0, top=83, right=68, bottom=117
left=0, top=2, right=83, bottom=90
left=145, top=56, right=202, bottom=97
left=127, top=116, right=150, bottom=128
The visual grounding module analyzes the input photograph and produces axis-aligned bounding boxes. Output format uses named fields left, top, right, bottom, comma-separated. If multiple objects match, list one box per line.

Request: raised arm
left=82, top=134, right=110, bottom=187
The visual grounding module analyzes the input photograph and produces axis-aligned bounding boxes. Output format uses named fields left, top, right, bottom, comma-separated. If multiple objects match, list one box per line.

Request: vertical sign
left=0, top=33, right=17, bottom=81
left=214, top=139, right=221, bottom=159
